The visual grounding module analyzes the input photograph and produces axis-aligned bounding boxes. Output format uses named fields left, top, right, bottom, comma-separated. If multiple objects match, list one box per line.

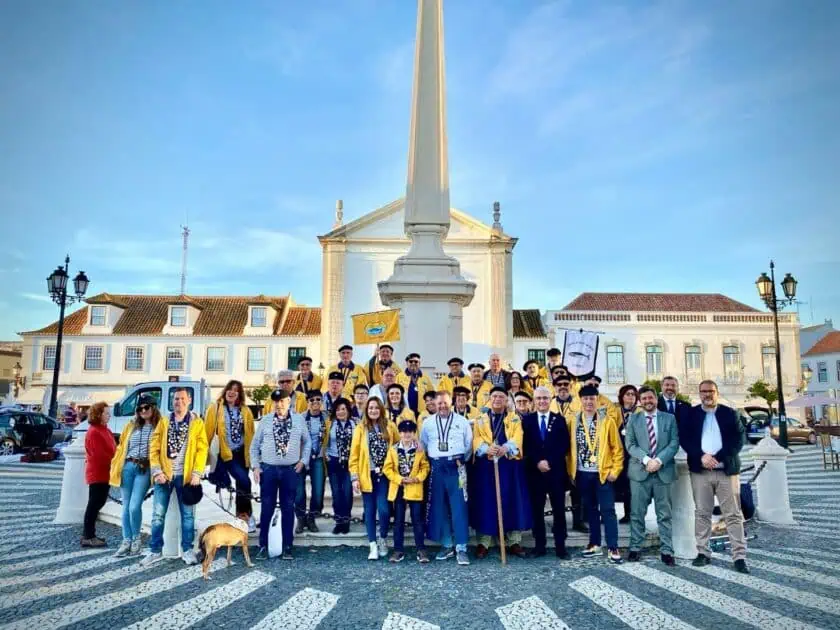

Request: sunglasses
left=309, top=398, right=323, bottom=403
left=138, top=405, right=154, bottom=412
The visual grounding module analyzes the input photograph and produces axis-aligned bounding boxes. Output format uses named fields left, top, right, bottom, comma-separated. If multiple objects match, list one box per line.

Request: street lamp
left=754, top=260, right=797, bottom=448
left=12, top=361, right=22, bottom=398
left=46, top=255, right=90, bottom=418
left=802, top=364, right=813, bottom=390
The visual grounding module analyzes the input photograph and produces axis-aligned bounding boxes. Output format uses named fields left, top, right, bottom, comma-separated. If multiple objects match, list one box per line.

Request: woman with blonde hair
left=83, top=401, right=116, bottom=547
left=109, top=394, right=159, bottom=556
left=349, top=396, right=398, bottom=560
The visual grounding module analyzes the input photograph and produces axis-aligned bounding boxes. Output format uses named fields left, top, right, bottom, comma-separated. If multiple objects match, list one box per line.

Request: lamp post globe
left=755, top=272, right=772, bottom=302
left=802, top=364, right=813, bottom=384
left=781, top=273, right=797, bottom=300
left=73, top=270, right=90, bottom=298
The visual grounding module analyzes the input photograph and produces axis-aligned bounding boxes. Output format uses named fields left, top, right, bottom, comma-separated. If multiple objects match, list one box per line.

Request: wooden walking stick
left=493, top=454, right=507, bottom=566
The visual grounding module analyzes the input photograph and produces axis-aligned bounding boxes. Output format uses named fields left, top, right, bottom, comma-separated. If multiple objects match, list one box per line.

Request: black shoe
left=692, top=553, right=710, bottom=567
left=572, top=523, right=589, bottom=533
left=555, top=547, right=571, bottom=560
left=734, top=559, right=749, bottom=574
left=307, top=516, right=319, bottom=533
left=255, top=547, right=268, bottom=561
left=282, top=548, right=294, bottom=561
left=341, top=523, right=351, bottom=534
left=619, top=516, right=631, bottom=524
left=295, top=519, right=305, bottom=535
left=661, top=553, right=675, bottom=567
left=331, top=524, right=342, bottom=535
left=530, top=547, right=547, bottom=558
left=627, top=550, right=641, bottom=562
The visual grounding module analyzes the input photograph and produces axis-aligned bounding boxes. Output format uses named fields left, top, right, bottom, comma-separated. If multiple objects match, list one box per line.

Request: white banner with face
left=562, top=330, right=599, bottom=378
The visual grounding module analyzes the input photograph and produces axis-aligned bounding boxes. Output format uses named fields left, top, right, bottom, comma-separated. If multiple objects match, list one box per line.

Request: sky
left=1, top=0, right=839, bottom=339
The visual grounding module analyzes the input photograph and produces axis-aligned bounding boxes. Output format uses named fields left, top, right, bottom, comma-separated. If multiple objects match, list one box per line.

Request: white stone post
left=162, top=491, right=182, bottom=558
left=748, top=436, right=795, bottom=524
left=670, top=449, right=697, bottom=559
left=54, top=434, right=87, bottom=524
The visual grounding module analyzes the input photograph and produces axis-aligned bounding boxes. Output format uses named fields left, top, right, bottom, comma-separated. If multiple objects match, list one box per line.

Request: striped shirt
left=126, top=424, right=153, bottom=459
left=250, top=413, right=312, bottom=469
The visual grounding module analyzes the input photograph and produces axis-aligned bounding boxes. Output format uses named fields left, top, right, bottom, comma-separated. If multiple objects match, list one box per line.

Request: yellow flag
left=352, top=309, right=401, bottom=344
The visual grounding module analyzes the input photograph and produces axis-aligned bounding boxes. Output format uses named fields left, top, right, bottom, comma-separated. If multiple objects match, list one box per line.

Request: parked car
left=742, top=406, right=772, bottom=444
left=0, top=411, right=72, bottom=456
left=740, top=405, right=816, bottom=445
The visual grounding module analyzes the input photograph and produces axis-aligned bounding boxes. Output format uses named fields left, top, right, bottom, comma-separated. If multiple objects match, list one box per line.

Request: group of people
left=81, top=343, right=750, bottom=574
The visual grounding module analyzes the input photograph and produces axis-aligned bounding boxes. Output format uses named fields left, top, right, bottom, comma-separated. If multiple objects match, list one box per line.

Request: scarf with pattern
left=335, top=419, right=354, bottom=465
left=368, top=426, right=388, bottom=471
left=397, top=442, right=417, bottom=477
left=225, top=404, right=243, bottom=445
left=167, top=414, right=190, bottom=459
left=272, top=413, right=292, bottom=456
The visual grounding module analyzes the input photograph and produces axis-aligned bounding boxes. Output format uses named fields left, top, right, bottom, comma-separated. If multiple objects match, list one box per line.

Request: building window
left=527, top=349, right=546, bottom=365
left=836, top=360, right=840, bottom=382
left=606, top=345, right=624, bottom=384
left=43, top=345, right=57, bottom=371
left=723, top=346, right=741, bottom=384
left=287, top=347, right=307, bottom=370
left=684, top=345, right=702, bottom=383
left=125, top=346, right=144, bottom=371
left=170, top=306, right=187, bottom=327
left=90, top=305, right=106, bottom=326
left=206, top=347, right=225, bottom=372
left=166, top=346, right=185, bottom=371
left=646, top=345, right=663, bottom=378
left=247, top=347, right=266, bottom=372
left=818, top=361, right=828, bottom=383
left=251, top=307, right=267, bottom=328
left=761, top=346, right=776, bottom=383
left=84, top=346, right=104, bottom=371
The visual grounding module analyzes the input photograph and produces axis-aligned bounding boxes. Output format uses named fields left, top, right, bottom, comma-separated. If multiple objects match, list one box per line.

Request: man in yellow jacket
left=522, top=359, right=551, bottom=394
left=325, top=344, right=368, bottom=398
left=293, top=356, right=323, bottom=408
left=397, top=352, right=435, bottom=417
left=142, top=387, right=208, bottom=568
left=567, top=384, right=624, bottom=564
left=467, top=363, right=492, bottom=411
left=366, top=343, right=403, bottom=386
left=437, top=357, right=470, bottom=395
left=539, top=348, right=563, bottom=380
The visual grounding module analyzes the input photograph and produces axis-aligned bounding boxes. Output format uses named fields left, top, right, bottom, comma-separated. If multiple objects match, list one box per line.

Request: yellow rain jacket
left=204, top=402, right=255, bottom=468
left=348, top=422, right=398, bottom=493
left=365, top=359, right=403, bottom=386
left=397, top=371, right=436, bottom=409
left=109, top=421, right=154, bottom=487
left=383, top=442, right=429, bottom=502
left=150, top=413, right=209, bottom=484
left=437, top=372, right=471, bottom=395
left=566, top=407, right=623, bottom=484
left=325, top=362, right=368, bottom=398
left=467, top=380, right=493, bottom=410
left=472, top=410, right=524, bottom=461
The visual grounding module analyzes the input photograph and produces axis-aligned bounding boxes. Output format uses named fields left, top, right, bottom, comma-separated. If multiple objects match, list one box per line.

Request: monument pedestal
left=670, top=449, right=697, bottom=559
left=749, top=436, right=795, bottom=525
left=55, top=436, right=86, bottom=524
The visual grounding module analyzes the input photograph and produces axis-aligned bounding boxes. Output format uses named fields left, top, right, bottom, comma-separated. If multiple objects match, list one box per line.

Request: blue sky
left=1, top=0, right=838, bottom=339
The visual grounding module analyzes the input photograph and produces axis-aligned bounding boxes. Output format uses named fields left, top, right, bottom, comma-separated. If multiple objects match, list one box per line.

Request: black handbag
left=181, top=482, right=203, bottom=506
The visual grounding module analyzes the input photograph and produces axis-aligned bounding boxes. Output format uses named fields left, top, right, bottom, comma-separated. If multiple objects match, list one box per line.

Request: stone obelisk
left=378, top=0, right=476, bottom=374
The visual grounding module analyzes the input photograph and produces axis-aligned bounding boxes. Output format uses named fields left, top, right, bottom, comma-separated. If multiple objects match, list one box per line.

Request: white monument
left=377, top=0, right=476, bottom=373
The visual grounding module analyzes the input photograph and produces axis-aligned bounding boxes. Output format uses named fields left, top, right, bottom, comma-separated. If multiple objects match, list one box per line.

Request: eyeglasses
left=279, top=380, right=293, bottom=384
left=309, top=398, right=323, bottom=403
left=138, top=405, right=153, bottom=412
left=699, top=389, right=716, bottom=394
left=408, top=360, right=420, bottom=364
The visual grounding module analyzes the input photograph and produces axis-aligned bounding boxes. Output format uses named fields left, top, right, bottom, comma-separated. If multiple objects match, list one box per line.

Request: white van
left=74, top=379, right=212, bottom=441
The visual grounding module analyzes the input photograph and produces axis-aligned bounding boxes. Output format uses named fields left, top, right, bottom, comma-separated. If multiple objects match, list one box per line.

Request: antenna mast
left=180, top=224, right=190, bottom=294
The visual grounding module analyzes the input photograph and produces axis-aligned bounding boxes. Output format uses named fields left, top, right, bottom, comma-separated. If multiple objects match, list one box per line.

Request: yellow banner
left=352, top=309, right=401, bottom=344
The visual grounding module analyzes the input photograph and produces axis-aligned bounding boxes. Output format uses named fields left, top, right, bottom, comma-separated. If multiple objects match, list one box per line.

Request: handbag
left=267, top=508, right=284, bottom=557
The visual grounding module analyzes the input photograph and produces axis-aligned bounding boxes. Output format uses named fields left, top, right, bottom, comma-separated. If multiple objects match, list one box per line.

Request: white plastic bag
left=267, top=508, right=284, bottom=557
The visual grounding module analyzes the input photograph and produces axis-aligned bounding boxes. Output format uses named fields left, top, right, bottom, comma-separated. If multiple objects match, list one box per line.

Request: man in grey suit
left=624, top=385, right=680, bottom=566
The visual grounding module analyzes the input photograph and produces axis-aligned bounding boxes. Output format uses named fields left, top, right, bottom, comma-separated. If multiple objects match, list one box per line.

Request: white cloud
left=20, top=293, right=52, bottom=303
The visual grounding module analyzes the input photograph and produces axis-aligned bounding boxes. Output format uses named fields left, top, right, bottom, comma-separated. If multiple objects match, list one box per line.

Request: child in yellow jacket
left=383, top=419, right=430, bottom=563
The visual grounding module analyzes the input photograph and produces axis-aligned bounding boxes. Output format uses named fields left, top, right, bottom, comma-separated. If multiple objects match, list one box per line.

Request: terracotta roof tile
left=24, top=295, right=291, bottom=337
left=562, top=292, right=760, bottom=313
left=513, top=309, right=546, bottom=338
left=280, top=307, right=321, bottom=336
left=804, top=331, right=840, bottom=356
left=85, top=292, right=129, bottom=308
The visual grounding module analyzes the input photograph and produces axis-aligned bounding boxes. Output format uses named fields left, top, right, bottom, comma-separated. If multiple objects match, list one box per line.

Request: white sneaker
left=129, top=539, right=143, bottom=556
left=368, top=542, right=379, bottom=561
left=140, top=552, right=163, bottom=567
left=248, top=515, right=257, bottom=534
left=114, top=540, right=131, bottom=558
left=377, top=537, right=388, bottom=558
left=182, top=549, right=198, bottom=565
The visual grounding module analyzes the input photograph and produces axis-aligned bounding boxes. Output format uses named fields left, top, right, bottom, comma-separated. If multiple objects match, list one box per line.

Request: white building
left=800, top=319, right=835, bottom=354
left=544, top=292, right=801, bottom=408
left=17, top=293, right=321, bottom=407
left=801, top=330, right=840, bottom=424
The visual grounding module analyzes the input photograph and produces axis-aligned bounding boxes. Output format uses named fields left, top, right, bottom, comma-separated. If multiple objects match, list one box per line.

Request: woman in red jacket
left=82, top=401, right=117, bottom=547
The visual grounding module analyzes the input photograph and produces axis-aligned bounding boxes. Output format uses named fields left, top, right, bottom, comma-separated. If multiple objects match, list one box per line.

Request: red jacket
left=85, top=424, right=116, bottom=484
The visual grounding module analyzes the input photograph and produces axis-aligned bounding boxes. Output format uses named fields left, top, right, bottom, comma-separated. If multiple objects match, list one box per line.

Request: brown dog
left=198, top=519, right=253, bottom=580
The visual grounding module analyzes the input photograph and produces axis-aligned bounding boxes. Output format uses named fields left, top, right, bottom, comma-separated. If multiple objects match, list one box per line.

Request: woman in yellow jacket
left=109, top=393, right=161, bottom=557
left=349, top=397, right=398, bottom=561
left=143, top=388, right=208, bottom=566
left=383, top=418, right=430, bottom=563
left=565, top=384, right=624, bottom=563
left=204, top=380, right=256, bottom=526
left=384, top=383, right=415, bottom=427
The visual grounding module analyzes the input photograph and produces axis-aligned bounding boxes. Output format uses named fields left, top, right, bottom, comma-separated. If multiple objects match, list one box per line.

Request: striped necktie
left=646, top=415, right=657, bottom=456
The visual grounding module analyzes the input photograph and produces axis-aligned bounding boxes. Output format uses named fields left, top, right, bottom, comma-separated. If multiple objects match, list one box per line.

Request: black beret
left=468, top=363, right=485, bottom=371
left=423, top=390, right=437, bottom=399
left=270, top=388, right=289, bottom=402
left=553, top=374, right=572, bottom=385
left=514, top=390, right=532, bottom=401
left=523, top=359, right=538, bottom=370
left=452, top=386, right=470, bottom=396
left=447, top=357, right=463, bottom=365
left=579, top=384, right=599, bottom=398
left=305, top=389, right=323, bottom=400
left=353, top=383, right=369, bottom=393
left=588, top=375, right=603, bottom=383
left=489, top=386, right=507, bottom=396
left=405, top=352, right=421, bottom=362
left=379, top=344, right=394, bottom=351
left=338, top=345, right=353, bottom=352
left=397, top=420, right=418, bottom=433
left=328, top=371, right=344, bottom=381
left=297, top=356, right=313, bottom=364
left=387, top=383, right=405, bottom=395
left=547, top=348, right=561, bottom=357
left=138, top=393, right=158, bottom=407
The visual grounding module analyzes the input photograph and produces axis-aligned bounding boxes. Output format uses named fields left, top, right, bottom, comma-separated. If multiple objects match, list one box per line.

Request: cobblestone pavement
left=0, top=446, right=838, bottom=629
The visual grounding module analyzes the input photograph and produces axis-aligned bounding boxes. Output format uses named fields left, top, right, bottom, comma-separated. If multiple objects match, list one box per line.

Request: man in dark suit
left=658, top=376, right=691, bottom=427
left=522, top=385, right=571, bottom=559
left=680, top=379, right=749, bottom=574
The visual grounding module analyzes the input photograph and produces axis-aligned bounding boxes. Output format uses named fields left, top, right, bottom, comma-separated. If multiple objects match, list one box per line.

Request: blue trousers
left=577, top=470, right=618, bottom=549
left=327, top=457, right=353, bottom=525
left=228, top=448, right=253, bottom=516
left=150, top=475, right=195, bottom=553
left=393, top=488, right=425, bottom=551
left=259, top=464, right=297, bottom=550
left=295, top=457, right=325, bottom=519
left=428, top=459, right=469, bottom=552
left=120, top=461, right=150, bottom=541
left=362, top=472, right=390, bottom=542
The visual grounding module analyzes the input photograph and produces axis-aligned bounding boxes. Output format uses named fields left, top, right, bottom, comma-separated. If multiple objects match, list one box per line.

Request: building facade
left=801, top=330, right=840, bottom=424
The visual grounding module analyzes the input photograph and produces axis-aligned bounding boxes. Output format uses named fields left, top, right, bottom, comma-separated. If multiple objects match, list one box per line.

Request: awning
left=787, top=395, right=840, bottom=407
left=14, top=387, right=48, bottom=405
left=56, top=388, right=126, bottom=405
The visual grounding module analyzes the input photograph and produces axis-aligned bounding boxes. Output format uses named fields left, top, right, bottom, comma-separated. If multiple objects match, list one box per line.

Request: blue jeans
left=295, top=457, right=325, bottom=519
left=362, top=472, right=390, bottom=542
left=228, top=448, right=253, bottom=517
left=120, top=461, right=150, bottom=541
left=430, top=459, right=469, bottom=552
left=577, top=470, right=618, bottom=549
left=150, top=475, right=195, bottom=553
left=259, top=464, right=297, bottom=550
left=327, top=457, right=352, bottom=525
left=393, top=488, right=425, bottom=551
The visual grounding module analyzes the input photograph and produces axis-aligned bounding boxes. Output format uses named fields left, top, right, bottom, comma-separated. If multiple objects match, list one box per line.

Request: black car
left=0, top=411, right=72, bottom=456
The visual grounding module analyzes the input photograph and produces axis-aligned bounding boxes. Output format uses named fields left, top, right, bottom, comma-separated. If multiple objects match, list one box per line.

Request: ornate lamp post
left=802, top=364, right=813, bottom=392
left=46, top=256, right=90, bottom=418
left=755, top=261, right=797, bottom=448
left=12, top=361, right=23, bottom=398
